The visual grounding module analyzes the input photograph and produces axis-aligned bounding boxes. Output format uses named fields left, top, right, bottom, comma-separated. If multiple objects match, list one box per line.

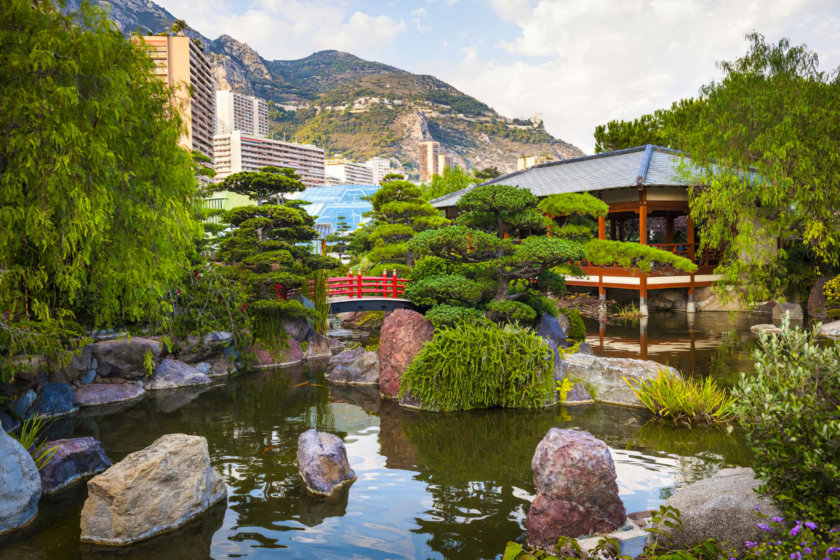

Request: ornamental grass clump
left=624, top=369, right=736, bottom=426
left=399, top=321, right=555, bottom=411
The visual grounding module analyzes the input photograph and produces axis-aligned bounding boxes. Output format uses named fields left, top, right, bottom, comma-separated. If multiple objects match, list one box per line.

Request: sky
left=153, top=0, right=840, bottom=154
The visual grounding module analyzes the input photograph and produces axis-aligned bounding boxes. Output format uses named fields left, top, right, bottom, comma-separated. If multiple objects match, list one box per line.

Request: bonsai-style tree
left=325, top=215, right=352, bottom=261
left=351, top=179, right=448, bottom=276
left=214, top=166, right=306, bottom=205
left=216, top=169, right=337, bottom=352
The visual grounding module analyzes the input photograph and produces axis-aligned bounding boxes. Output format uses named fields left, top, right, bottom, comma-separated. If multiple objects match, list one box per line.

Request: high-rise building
left=365, top=157, right=392, bottom=184
left=517, top=153, right=557, bottom=170
left=325, top=158, right=374, bottom=185
left=135, top=36, right=215, bottom=161
left=216, top=90, right=269, bottom=137
left=213, top=132, right=325, bottom=205
left=419, top=141, right=440, bottom=183
left=438, top=152, right=452, bottom=174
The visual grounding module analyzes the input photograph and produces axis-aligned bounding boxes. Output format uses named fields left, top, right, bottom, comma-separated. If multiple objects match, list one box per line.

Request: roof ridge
left=636, top=144, right=655, bottom=185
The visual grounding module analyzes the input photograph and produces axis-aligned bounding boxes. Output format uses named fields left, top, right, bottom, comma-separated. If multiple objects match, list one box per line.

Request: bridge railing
left=327, top=271, right=408, bottom=299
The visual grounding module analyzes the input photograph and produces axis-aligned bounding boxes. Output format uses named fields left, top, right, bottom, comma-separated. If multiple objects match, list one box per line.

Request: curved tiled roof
left=430, top=145, right=693, bottom=208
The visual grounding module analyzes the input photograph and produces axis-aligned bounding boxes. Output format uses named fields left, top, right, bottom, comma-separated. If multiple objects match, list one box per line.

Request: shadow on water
left=1, top=313, right=758, bottom=560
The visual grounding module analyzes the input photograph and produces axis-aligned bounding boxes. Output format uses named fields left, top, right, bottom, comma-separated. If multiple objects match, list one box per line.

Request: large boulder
left=39, top=437, right=111, bottom=495
left=772, top=302, right=804, bottom=321
left=808, top=277, right=830, bottom=319
left=88, top=337, right=161, bottom=379
left=304, top=331, right=333, bottom=359
left=74, top=383, right=145, bottom=407
left=10, top=389, right=37, bottom=418
left=562, top=353, right=679, bottom=407
left=284, top=317, right=314, bottom=342
left=0, top=428, right=41, bottom=535
left=527, top=429, right=625, bottom=548
left=693, top=287, right=743, bottom=312
left=252, top=339, right=304, bottom=368
left=536, top=312, right=569, bottom=349
left=173, top=331, right=234, bottom=363
left=750, top=324, right=783, bottom=337
left=50, top=345, right=93, bottom=383
left=379, top=309, right=434, bottom=398
left=29, top=382, right=77, bottom=418
left=661, top=468, right=779, bottom=553
left=297, top=429, right=357, bottom=497
left=79, top=434, right=227, bottom=546
left=146, top=359, right=212, bottom=391
left=325, top=348, right=380, bottom=386
left=820, top=320, right=840, bottom=339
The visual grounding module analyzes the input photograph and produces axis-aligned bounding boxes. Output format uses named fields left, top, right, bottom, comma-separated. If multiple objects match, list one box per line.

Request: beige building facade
left=216, top=90, right=269, bottom=137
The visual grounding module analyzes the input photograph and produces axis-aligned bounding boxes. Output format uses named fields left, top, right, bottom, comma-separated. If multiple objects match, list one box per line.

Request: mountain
left=83, top=0, right=584, bottom=176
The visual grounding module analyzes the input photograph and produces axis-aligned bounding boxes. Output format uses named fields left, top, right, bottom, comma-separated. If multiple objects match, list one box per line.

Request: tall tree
left=214, top=166, right=306, bottom=205
left=0, top=0, right=201, bottom=328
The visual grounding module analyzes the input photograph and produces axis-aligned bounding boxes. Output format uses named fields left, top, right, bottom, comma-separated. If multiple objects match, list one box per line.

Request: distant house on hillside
left=430, top=145, right=723, bottom=314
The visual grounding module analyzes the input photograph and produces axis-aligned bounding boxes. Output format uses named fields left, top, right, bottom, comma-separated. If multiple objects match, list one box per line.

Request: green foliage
left=539, top=193, right=609, bottom=241
left=456, top=184, right=547, bottom=237
left=311, top=270, right=329, bottom=335
left=420, top=166, right=478, bottom=201
left=325, top=215, right=352, bottom=260
left=559, top=308, right=586, bottom=340
left=625, top=369, right=737, bottom=426
left=0, top=0, right=201, bottom=328
left=556, top=378, right=574, bottom=403
left=421, top=90, right=490, bottom=115
left=519, top=293, right=559, bottom=317
left=400, top=322, right=555, bottom=411
left=424, top=305, right=487, bottom=329
left=249, top=299, right=310, bottom=355
left=823, top=275, right=840, bottom=317
left=738, top=516, right=840, bottom=560
left=585, top=240, right=697, bottom=273
left=13, top=414, right=57, bottom=471
left=595, top=34, right=840, bottom=300
left=485, top=300, right=537, bottom=325
left=215, top=166, right=306, bottom=205
left=404, top=274, right=484, bottom=308
left=0, top=319, right=89, bottom=384
left=473, top=166, right=502, bottom=181
left=732, top=316, right=840, bottom=524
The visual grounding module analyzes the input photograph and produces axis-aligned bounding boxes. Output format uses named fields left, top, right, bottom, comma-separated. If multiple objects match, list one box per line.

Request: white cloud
left=443, top=0, right=840, bottom=153
left=154, top=0, right=406, bottom=60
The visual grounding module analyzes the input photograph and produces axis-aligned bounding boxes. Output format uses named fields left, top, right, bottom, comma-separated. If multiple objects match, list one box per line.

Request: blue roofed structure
left=288, top=184, right=379, bottom=232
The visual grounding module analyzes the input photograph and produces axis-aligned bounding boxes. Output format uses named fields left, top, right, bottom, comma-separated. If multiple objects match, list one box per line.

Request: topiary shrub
left=559, top=307, right=586, bottom=340
left=399, top=322, right=555, bottom=411
left=404, top=273, right=484, bottom=308
left=733, top=316, right=840, bottom=524
left=484, top=300, right=537, bottom=325
left=408, top=256, right=450, bottom=283
left=519, top=293, right=559, bottom=317
left=424, top=305, right=487, bottom=329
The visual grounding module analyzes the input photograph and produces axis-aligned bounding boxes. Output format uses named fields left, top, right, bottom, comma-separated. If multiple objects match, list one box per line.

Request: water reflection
left=1, top=314, right=759, bottom=560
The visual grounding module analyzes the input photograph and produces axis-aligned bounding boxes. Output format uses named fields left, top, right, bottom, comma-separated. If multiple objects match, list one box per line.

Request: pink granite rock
left=378, top=309, right=433, bottom=398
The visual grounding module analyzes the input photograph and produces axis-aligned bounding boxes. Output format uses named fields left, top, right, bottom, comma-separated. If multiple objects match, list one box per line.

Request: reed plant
left=14, top=414, right=57, bottom=471
left=311, top=269, right=329, bottom=335
left=624, top=369, right=736, bottom=426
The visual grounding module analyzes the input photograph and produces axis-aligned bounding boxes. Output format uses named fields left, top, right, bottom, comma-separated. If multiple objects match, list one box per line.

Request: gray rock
left=750, top=324, right=783, bottom=336
left=536, top=312, right=568, bottom=348
left=304, top=331, right=332, bottom=359
left=564, top=383, right=593, bottom=405
left=80, top=369, right=96, bottom=385
left=562, top=353, right=680, bottom=407
left=297, top=429, right=357, bottom=497
left=39, top=437, right=111, bottom=494
left=661, top=467, right=779, bottom=553
left=174, top=331, right=234, bottom=363
left=326, top=348, right=380, bottom=386
left=0, top=428, right=41, bottom=535
left=328, top=336, right=346, bottom=355
left=284, top=317, right=313, bottom=342
left=145, top=359, right=211, bottom=391
left=820, top=320, right=840, bottom=339
left=194, top=362, right=212, bottom=375
left=30, top=382, right=77, bottom=418
left=772, top=302, right=803, bottom=321
left=808, top=277, right=830, bottom=319
left=527, top=429, right=625, bottom=547
left=577, top=342, right=593, bottom=355
left=74, top=383, right=145, bottom=407
left=51, top=345, right=93, bottom=383
left=80, top=434, right=227, bottom=546
left=209, top=355, right=236, bottom=377
left=11, top=389, right=37, bottom=418
left=89, top=337, right=161, bottom=379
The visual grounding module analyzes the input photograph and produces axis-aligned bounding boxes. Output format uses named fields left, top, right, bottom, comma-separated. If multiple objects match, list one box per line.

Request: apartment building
left=216, top=90, right=269, bottom=137
left=365, top=157, right=392, bottom=184
left=136, top=35, right=215, bottom=161
left=418, top=141, right=441, bottom=183
left=325, top=158, right=375, bottom=185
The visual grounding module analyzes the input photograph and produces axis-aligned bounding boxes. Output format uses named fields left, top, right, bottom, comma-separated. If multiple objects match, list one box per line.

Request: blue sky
left=155, top=0, right=840, bottom=153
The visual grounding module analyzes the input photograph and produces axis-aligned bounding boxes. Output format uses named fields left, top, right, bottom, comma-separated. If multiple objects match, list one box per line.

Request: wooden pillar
left=597, top=215, right=606, bottom=240
left=638, top=188, right=648, bottom=245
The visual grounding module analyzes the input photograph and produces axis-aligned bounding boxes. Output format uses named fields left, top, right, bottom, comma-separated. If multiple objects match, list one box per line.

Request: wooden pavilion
left=429, top=145, right=721, bottom=315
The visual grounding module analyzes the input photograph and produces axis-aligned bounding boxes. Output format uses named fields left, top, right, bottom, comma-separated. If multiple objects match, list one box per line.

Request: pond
left=0, top=312, right=766, bottom=560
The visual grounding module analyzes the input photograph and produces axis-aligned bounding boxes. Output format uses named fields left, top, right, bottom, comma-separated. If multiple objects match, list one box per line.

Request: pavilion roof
left=430, top=145, right=694, bottom=209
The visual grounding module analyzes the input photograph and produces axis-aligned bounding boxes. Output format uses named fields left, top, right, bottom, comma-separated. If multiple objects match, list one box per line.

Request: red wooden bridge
left=282, top=271, right=416, bottom=313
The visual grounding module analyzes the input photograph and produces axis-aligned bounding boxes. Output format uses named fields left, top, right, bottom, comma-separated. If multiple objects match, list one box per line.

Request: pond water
left=0, top=312, right=768, bottom=560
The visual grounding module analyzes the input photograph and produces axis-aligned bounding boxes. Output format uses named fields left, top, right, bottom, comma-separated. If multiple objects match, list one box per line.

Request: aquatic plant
left=399, top=322, right=555, bottom=411
left=624, top=369, right=736, bottom=426
left=14, top=414, right=57, bottom=471
left=733, top=316, right=840, bottom=524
